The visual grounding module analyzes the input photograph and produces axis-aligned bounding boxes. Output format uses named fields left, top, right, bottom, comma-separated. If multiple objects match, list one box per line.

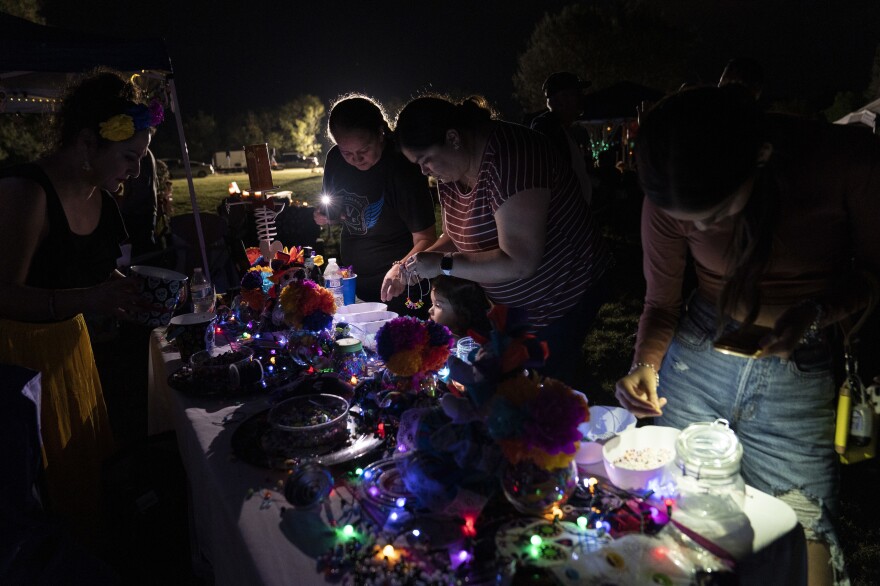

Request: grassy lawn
left=169, top=168, right=326, bottom=217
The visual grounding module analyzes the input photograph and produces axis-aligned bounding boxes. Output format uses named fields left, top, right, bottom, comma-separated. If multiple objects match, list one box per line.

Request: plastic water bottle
left=323, top=258, right=344, bottom=308
left=190, top=267, right=215, bottom=314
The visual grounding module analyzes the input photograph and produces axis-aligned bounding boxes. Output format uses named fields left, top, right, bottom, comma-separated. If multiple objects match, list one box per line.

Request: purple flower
left=302, top=311, right=333, bottom=332
left=241, top=271, right=263, bottom=290
left=426, top=320, right=455, bottom=350
left=376, top=316, right=429, bottom=362
left=147, top=99, right=165, bottom=126
left=521, top=380, right=588, bottom=455
left=127, top=99, right=165, bottom=131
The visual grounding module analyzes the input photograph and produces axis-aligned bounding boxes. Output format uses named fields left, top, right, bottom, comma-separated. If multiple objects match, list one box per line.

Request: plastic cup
left=342, top=275, right=357, bottom=305
left=456, top=336, right=480, bottom=363
left=130, top=265, right=188, bottom=327
left=167, top=312, right=216, bottom=362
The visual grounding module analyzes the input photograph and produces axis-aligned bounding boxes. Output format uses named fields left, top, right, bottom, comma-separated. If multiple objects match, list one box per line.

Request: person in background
left=428, top=275, right=491, bottom=339
left=393, top=95, right=612, bottom=384
left=116, top=146, right=160, bottom=263
left=718, top=56, right=764, bottom=101
left=0, top=68, right=161, bottom=547
left=614, top=86, right=880, bottom=585
left=314, top=95, right=437, bottom=316
left=530, top=71, right=593, bottom=205
left=154, top=158, right=174, bottom=253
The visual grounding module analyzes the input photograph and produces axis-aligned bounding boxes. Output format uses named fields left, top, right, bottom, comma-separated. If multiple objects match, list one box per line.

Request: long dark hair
left=395, top=95, right=493, bottom=150
left=327, top=94, right=391, bottom=144
left=636, top=86, right=778, bottom=330
left=54, top=67, right=144, bottom=149
left=431, top=275, right=491, bottom=337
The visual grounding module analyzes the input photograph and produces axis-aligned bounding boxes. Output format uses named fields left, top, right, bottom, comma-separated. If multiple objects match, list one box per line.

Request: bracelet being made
left=630, top=362, right=659, bottom=385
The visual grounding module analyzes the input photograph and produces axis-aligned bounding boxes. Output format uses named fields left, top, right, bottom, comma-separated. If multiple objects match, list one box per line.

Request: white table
left=147, top=329, right=807, bottom=586
left=149, top=329, right=340, bottom=586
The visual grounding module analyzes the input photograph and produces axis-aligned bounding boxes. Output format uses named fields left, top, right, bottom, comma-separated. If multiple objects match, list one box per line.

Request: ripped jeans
left=655, top=295, right=841, bottom=553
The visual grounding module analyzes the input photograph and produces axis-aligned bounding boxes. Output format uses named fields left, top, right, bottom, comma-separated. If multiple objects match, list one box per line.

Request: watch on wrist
left=440, top=253, right=454, bottom=276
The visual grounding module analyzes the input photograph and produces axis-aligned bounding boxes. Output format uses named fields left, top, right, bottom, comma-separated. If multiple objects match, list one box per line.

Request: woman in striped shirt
left=390, top=95, right=612, bottom=383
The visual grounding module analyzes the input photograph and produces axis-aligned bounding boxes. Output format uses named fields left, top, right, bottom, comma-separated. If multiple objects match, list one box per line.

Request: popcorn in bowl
left=602, top=426, right=680, bottom=491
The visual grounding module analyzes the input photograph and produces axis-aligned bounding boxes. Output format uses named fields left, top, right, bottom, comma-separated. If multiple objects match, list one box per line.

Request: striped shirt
left=439, top=121, right=611, bottom=328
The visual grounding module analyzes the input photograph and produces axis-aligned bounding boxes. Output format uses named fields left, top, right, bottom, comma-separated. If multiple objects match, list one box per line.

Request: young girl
left=428, top=275, right=491, bottom=338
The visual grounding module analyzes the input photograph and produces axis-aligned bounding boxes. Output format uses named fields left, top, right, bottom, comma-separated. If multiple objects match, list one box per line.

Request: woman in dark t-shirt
left=315, top=95, right=436, bottom=315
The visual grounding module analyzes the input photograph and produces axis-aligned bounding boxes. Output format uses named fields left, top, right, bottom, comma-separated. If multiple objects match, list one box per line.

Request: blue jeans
left=656, top=295, right=840, bottom=551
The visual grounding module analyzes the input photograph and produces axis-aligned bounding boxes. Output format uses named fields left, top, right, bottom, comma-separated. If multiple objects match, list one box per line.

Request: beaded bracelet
left=394, top=260, right=428, bottom=309
left=629, top=362, right=659, bottom=385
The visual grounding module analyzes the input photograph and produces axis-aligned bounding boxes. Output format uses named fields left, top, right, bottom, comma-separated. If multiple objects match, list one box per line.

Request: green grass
left=169, top=168, right=326, bottom=217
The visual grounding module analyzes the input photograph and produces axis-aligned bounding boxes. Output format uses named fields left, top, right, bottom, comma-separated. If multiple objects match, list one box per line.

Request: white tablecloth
left=147, top=329, right=807, bottom=586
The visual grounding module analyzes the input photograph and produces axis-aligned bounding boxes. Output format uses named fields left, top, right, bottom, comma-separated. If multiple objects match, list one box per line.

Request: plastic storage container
left=674, top=418, right=745, bottom=519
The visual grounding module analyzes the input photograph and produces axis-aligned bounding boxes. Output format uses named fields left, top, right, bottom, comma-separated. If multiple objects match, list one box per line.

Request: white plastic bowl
left=602, top=426, right=680, bottom=491
left=351, top=320, right=391, bottom=335
left=579, top=405, right=638, bottom=442
left=335, top=302, right=387, bottom=316
left=343, top=311, right=398, bottom=323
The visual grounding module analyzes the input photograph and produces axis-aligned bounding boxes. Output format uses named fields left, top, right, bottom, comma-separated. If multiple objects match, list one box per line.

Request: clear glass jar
left=331, top=338, right=368, bottom=379
left=674, top=418, right=745, bottom=519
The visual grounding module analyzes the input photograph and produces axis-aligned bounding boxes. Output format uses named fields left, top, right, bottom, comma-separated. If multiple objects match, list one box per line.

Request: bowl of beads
left=267, top=393, right=350, bottom=449
left=190, top=346, right=259, bottom=391
left=602, top=426, right=680, bottom=491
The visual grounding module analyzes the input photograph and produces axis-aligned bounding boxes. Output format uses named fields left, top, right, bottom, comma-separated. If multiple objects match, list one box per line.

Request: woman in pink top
left=615, top=86, right=880, bottom=585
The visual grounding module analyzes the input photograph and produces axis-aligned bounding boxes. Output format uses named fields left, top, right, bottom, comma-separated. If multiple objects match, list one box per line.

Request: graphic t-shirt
left=322, top=143, right=435, bottom=301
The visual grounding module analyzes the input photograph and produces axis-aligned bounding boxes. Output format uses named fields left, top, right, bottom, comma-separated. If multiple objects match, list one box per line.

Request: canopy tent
left=573, top=81, right=665, bottom=170
left=579, top=81, right=665, bottom=124
left=834, top=96, right=880, bottom=132
left=0, top=12, right=212, bottom=280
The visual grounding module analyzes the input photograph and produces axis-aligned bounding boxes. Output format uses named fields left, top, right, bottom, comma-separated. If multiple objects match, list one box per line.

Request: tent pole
left=167, top=76, right=211, bottom=282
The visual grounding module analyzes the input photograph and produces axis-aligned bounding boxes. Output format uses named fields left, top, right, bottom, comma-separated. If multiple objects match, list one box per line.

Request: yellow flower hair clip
left=99, top=115, right=135, bottom=141
left=98, top=99, right=165, bottom=142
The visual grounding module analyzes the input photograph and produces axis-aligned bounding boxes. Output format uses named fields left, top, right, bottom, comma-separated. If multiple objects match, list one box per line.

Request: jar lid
left=675, top=419, right=743, bottom=479
left=335, top=338, right=364, bottom=354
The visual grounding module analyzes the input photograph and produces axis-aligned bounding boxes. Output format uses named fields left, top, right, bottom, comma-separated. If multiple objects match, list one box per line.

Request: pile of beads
left=612, top=447, right=674, bottom=470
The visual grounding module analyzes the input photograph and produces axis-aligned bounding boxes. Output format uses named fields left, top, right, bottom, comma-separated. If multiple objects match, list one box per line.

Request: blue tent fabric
left=0, top=14, right=215, bottom=278
left=0, top=12, right=171, bottom=73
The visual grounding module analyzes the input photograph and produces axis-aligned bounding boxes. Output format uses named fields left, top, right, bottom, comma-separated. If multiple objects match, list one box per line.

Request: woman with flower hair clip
left=0, top=68, right=163, bottom=545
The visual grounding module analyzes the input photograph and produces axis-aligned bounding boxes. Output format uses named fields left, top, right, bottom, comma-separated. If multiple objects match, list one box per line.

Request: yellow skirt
left=0, top=314, right=115, bottom=538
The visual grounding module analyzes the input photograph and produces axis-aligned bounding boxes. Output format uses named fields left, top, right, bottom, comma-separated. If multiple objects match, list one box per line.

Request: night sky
left=36, top=0, right=880, bottom=119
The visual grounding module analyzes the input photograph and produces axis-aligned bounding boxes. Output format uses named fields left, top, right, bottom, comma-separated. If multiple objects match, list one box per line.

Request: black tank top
left=0, top=163, right=128, bottom=289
